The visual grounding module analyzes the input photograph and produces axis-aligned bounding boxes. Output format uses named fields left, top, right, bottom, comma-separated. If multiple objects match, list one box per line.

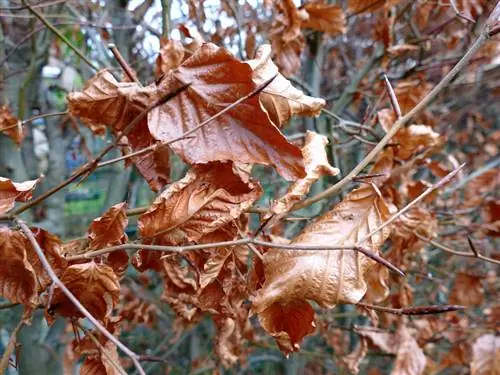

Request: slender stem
left=108, top=44, right=141, bottom=85
left=22, top=0, right=99, bottom=71
left=66, top=237, right=404, bottom=276
left=16, top=220, right=146, bottom=375
left=294, top=28, right=490, bottom=211
left=356, top=302, right=464, bottom=315
left=0, top=318, right=24, bottom=374
left=383, top=74, right=402, bottom=118
left=414, top=232, right=500, bottom=266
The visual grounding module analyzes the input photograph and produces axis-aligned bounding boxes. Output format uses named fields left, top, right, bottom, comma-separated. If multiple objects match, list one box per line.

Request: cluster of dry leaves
left=1, top=0, right=499, bottom=374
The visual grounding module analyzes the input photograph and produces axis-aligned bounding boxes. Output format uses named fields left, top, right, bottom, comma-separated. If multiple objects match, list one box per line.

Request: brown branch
left=0, top=318, right=24, bottom=374
left=66, top=237, right=404, bottom=276
left=293, top=24, right=492, bottom=211
left=383, top=73, right=402, bottom=118
left=108, top=44, right=141, bottom=85
left=414, top=232, right=500, bottom=266
left=16, top=220, right=146, bottom=375
left=356, top=302, right=465, bottom=316
left=357, top=164, right=464, bottom=247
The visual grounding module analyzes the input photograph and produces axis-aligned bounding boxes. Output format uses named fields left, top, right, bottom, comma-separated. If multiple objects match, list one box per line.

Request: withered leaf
left=449, top=272, right=484, bottom=307
left=67, top=70, right=169, bottom=191
left=348, top=0, right=402, bottom=14
left=148, top=43, right=305, bottom=180
left=155, top=37, right=185, bottom=77
left=471, top=334, right=500, bottom=375
left=0, top=176, right=40, bottom=215
left=246, top=45, right=325, bottom=127
left=264, top=131, right=339, bottom=227
left=252, top=185, right=394, bottom=352
left=50, top=262, right=120, bottom=321
left=88, top=202, right=128, bottom=250
left=138, top=161, right=261, bottom=246
left=0, top=105, right=23, bottom=145
left=0, top=227, right=38, bottom=307
left=300, top=3, right=346, bottom=35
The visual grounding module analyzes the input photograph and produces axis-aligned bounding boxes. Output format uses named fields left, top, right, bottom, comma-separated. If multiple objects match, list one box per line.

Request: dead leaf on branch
left=0, top=227, right=38, bottom=308
left=155, top=37, right=185, bottom=78
left=148, top=43, right=306, bottom=180
left=246, top=45, right=326, bottom=127
left=471, top=334, right=500, bottom=375
left=348, top=0, right=403, bottom=15
left=50, top=262, right=120, bottom=321
left=300, top=3, right=346, bottom=35
left=88, top=202, right=128, bottom=250
left=352, top=325, right=427, bottom=375
left=0, top=105, right=23, bottom=145
left=449, top=272, right=484, bottom=307
left=263, top=131, right=339, bottom=227
left=0, top=176, right=41, bottom=215
left=67, top=70, right=169, bottom=191
left=252, top=185, right=395, bottom=353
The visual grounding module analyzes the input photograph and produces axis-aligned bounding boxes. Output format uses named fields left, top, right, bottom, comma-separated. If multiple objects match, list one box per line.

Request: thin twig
left=16, top=220, right=146, bottom=375
left=22, top=0, right=99, bottom=71
left=293, top=26, right=491, bottom=211
left=66, top=237, right=404, bottom=276
left=383, top=74, right=402, bottom=118
left=356, top=302, right=465, bottom=315
left=357, top=164, right=464, bottom=247
left=0, top=318, right=24, bottom=374
left=414, top=232, right=500, bottom=266
left=108, top=44, right=141, bottom=85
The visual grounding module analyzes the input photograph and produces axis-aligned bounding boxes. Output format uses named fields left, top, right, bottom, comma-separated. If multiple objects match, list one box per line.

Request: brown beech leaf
left=362, top=263, right=390, bottom=304
left=246, top=46, right=325, bottom=127
left=88, top=202, right=128, bottom=250
left=355, top=325, right=427, bottom=375
left=378, top=109, right=443, bottom=160
left=155, top=37, right=185, bottom=77
left=300, top=3, right=346, bottom=35
left=0, top=227, right=38, bottom=307
left=348, top=0, right=402, bottom=14
left=148, top=43, right=305, bottom=180
left=252, top=185, right=394, bottom=353
left=342, top=338, right=368, bottom=374
left=67, top=70, right=169, bottom=191
left=0, top=176, right=40, bottom=215
left=449, top=272, right=484, bottom=307
left=139, top=161, right=261, bottom=245
left=264, top=131, right=339, bottom=226
left=50, top=262, right=120, bottom=321
left=0, top=105, right=23, bottom=145
left=471, top=334, right=500, bottom=375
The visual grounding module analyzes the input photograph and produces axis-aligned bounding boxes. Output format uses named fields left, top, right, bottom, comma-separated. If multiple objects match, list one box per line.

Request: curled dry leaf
left=355, top=325, right=427, bottom=375
left=342, top=338, right=368, bottom=374
left=246, top=46, right=326, bottom=127
left=264, top=131, right=339, bottom=227
left=67, top=70, right=169, bottom=191
left=449, top=272, right=484, bottom=307
left=471, top=334, right=500, bottom=375
left=362, top=263, right=390, bottom=304
left=300, top=3, right=346, bottom=35
left=252, top=185, right=394, bottom=353
left=0, top=176, right=40, bottom=215
left=50, top=262, right=120, bottom=321
left=88, top=202, right=128, bottom=250
left=0, top=105, right=23, bottom=145
left=149, top=43, right=305, bottom=180
left=348, top=0, right=402, bottom=14
left=155, top=37, right=185, bottom=77
left=268, top=0, right=305, bottom=76
left=378, top=109, right=443, bottom=160
left=134, top=161, right=261, bottom=271
left=0, top=227, right=38, bottom=307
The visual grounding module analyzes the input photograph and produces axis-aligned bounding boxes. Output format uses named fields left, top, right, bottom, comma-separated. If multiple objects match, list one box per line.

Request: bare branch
left=383, top=73, right=402, bottom=118
left=356, top=302, right=465, bottom=316
left=0, top=318, right=24, bottom=373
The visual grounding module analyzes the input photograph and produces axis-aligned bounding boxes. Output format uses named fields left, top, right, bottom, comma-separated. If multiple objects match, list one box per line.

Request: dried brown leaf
left=471, top=334, right=500, bottom=375
left=0, top=176, right=40, bottom=215
left=449, top=272, right=484, bottom=307
left=50, top=262, right=120, bottom=320
left=252, top=185, right=394, bottom=352
left=247, top=46, right=325, bottom=127
left=155, top=37, right=185, bottom=77
left=348, top=0, right=402, bottom=14
left=148, top=43, right=305, bottom=180
left=0, top=227, right=38, bottom=307
left=0, top=105, right=23, bottom=145
left=88, top=202, right=128, bottom=250
left=300, top=3, right=346, bottom=35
